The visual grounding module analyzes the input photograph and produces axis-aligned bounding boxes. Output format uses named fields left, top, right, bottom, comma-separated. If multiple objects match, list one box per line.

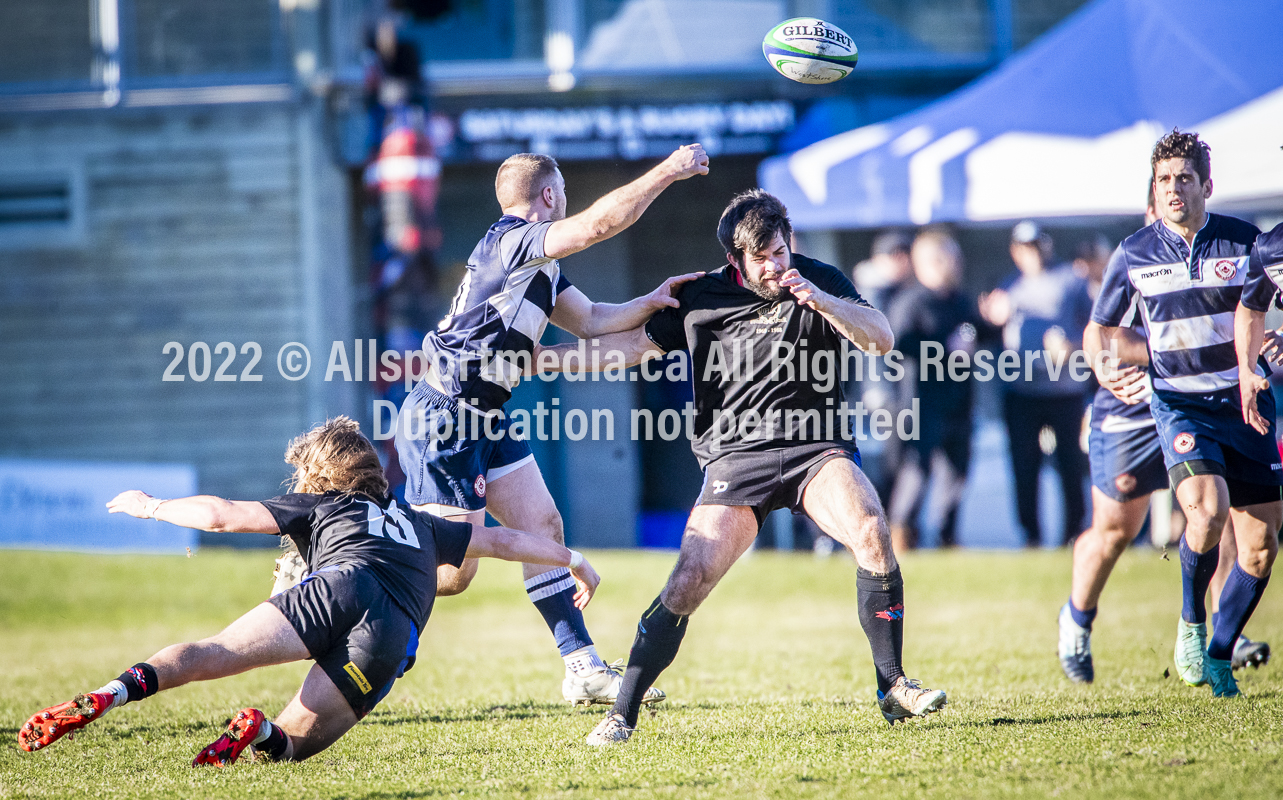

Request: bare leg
left=1070, top=488, right=1151, bottom=612
left=485, top=460, right=568, bottom=583
left=270, top=664, right=360, bottom=761
left=661, top=505, right=761, bottom=615
left=147, top=603, right=310, bottom=691
left=801, top=458, right=895, bottom=574
left=1174, top=474, right=1230, bottom=555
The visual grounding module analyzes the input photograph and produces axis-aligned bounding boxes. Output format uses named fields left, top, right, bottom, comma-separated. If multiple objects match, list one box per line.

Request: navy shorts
left=1150, top=387, right=1283, bottom=501
left=268, top=564, right=418, bottom=719
left=395, top=381, right=533, bottom=510
left=1088, top=419, right=1167, bottom=503
left=697, top=441, right=862, bottom=527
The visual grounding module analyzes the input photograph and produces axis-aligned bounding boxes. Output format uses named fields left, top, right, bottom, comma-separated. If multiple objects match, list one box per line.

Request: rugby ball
left=763, top=18, right=859, bottom=85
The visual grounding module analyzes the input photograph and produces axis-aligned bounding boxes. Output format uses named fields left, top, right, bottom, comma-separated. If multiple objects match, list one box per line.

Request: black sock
left=255, top=721, right=291, bottom=761
left=856, top=567, right=906, bottom=694
left=611, top=595, right=689, bottom=728
left=117, top=663, right=159, bottom=703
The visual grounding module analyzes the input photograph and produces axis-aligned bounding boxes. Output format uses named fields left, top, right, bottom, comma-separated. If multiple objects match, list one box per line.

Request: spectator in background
left=853, top=230, right=914, bottom=311
left=850, top=230, right=917, bottom=510
left=979, top=221, right=1093, bottom=547
left=885, top=229, right=979, bottom=551
left=1073, top=234, right=1113, bottom=300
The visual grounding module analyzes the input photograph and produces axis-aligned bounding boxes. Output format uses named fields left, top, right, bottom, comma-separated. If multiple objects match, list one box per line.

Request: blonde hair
left=495, top=153, right=560, bottom=210
left=284, top=416, right=388, bottom=498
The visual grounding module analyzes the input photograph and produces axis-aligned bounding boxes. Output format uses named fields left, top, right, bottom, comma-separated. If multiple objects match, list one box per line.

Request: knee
left=529, top=509, right=565, bottom=544
left=663, top=565, right=710, bottom=616
left=1181, top=504, right=1226, bottom=542
left=1242, top=537, right=1279, bottom=576
left=1096, top=525, right=1133, bottom=557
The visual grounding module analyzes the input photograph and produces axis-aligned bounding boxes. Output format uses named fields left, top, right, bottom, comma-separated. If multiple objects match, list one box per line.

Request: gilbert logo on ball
left=763, top=18, right=859, bottom=85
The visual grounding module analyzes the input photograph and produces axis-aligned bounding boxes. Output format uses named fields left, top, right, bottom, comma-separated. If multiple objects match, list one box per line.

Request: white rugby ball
left=762, top=18, right=859, bottom=85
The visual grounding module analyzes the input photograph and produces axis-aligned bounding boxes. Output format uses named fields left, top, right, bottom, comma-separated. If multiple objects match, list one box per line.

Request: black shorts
left=697, top=441, right=862, bottom=527
left=268, top=564, right=419, bottom=719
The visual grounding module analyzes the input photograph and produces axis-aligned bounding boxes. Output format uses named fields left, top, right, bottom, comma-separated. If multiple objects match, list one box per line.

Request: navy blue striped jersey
left=1092, top=213, right=1261, bottom=394
left=424, top=216, right=572, bottom=411
left=1091, top=266, right=1153, bottom=430
left=1241, top=221, right=1283, bottom=312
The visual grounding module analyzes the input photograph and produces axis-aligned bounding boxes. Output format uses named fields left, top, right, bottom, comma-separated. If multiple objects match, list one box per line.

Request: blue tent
left=759, top=0, right=1283, bottom=230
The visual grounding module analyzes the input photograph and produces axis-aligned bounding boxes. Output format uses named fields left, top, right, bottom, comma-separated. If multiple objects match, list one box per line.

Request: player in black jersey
left=539, top=190, right=947, bottom=743
left=17, top=417, right=601, bottom=765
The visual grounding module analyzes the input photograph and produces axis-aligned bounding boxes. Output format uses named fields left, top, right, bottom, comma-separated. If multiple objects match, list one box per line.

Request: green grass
left=1, top=546, right=1281, bottom=799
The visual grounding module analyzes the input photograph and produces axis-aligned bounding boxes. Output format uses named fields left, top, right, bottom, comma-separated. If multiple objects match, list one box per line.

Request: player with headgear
left=537, top=189, right=947, bottom=743
left=1089, top=130, right=1280, bottom=698
left=392, top=144, right=707, bottom=708
left=17, top=417, right=602, bottom=764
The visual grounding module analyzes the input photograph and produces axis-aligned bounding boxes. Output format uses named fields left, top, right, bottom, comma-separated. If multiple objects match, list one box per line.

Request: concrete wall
left=0, top=102, right=356, bottom=535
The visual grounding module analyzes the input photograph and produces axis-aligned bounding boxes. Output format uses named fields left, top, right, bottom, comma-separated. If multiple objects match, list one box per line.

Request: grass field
left=2, top=546, right=1281, bottom=799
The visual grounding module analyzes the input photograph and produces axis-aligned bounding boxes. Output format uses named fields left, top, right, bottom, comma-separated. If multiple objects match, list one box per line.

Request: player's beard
left=744, top=277, right=787, bottom=302
left=740, top=268, right=787, bottom=301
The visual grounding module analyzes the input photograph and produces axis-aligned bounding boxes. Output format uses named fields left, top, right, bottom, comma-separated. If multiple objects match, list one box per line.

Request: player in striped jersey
left=1062, top=189, right=1270, bottom=684
left=1091, top=130, right=1281, bottom=697
left=395, top=146, right=708, bottom=706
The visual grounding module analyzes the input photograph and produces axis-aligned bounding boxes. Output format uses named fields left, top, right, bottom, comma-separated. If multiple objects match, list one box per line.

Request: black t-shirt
left=644, top=253, right=872, bottom=468
left=260, top=491, right=472, bottom=629
left=885, top=284, right=979, bottom=415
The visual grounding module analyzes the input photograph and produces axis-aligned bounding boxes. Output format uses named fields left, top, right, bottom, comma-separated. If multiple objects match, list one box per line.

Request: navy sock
left=612, top=596, right=689, bottom=728
left=1179, top=536, right=1218, bottom=624
left=857, top=567, right=906, bottom=694
left=526, top=569, right=592, bottom=656
left=254, top=720, right=291, bottom=761
left=1207, top=563, right=1270, bottom=661
left=116, top=663, right=159, bottom=703
left=1069, top=599, right=1097, bottom=630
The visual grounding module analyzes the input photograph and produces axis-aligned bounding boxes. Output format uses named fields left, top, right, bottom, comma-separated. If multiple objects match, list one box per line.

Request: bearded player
left=18, top=418, right=602, bottom=763
left=540, top=190, right=946, bottom=743
left=1090, top=130, right=1280, bottom=698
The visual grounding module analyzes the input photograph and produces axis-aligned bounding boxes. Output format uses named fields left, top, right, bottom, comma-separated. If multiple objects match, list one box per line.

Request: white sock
left=564, top=645, right=608, bottom=675
left=250, top=720, right=274, bottom=746
left=92, top=680, right=129, bottom=713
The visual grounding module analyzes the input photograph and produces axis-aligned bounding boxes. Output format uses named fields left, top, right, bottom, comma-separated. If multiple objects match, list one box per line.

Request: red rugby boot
left=18, top=692, right=113, bottom=752
left=192, top=708, right=267, bottom=767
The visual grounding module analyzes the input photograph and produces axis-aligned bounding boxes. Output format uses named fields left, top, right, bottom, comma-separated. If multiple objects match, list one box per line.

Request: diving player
left=540, top=189, right=946, bottom=743
left=1090, top=130, right=1281, bottom=697
left=18, top=417, right=602, bottom=763
left=395, top=146, right=707, bottom=706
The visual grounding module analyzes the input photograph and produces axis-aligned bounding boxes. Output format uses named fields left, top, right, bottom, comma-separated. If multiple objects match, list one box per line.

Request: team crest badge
left=1173, top=432, right=1196, bottom=454
left=1214, top=259, right=1237, bottom=281
left=474, top=474, right=486, bottom=498
left=1114, top=473, right=1137, bottom=495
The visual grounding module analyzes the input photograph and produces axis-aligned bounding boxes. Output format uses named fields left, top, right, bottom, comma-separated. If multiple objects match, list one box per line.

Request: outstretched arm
left=549, top=272, right=702, bottom=339
left=107, top=490, right=280, bottom=533
left=542, top=144, right=708, bottom=259
left=465, top=525, right=601, bottom=608
left=536, top=326, right=664, bottom=375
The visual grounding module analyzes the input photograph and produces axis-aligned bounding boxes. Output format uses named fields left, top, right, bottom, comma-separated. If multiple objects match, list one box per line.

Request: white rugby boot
left=585, top=713, right=634, bottom=746
left=1174, top=618, right=1208, bottom=686
left=563, top=659, right=666, bottom=707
